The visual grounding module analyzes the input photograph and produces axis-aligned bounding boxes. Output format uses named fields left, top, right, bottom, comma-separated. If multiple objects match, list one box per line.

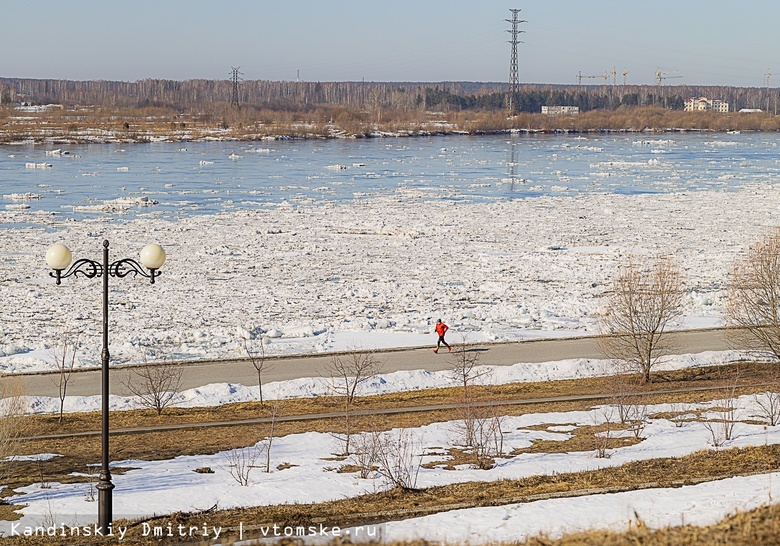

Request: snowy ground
left=4, top=183, right=780, bottom=373
left=23, top=350, right=751, bottom=415
left=3, top=180, right=780, bottom=542
left=2, top=349, right=778, bottom=543
left=385, top=473, right=780, bottom=544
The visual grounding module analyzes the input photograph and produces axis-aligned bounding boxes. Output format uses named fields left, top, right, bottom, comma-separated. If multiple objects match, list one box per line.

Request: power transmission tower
left=506, top=9, right=526, bottom=112
left=230, top=66, right=243, bottom=107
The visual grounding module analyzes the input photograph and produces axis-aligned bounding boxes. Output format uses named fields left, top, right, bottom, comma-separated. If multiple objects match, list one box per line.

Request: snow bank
left=17, top=349, right=754, bottom=415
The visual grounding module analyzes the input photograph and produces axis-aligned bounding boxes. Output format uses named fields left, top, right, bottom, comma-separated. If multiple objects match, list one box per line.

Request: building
left=684, top=97, right=729, bottom=113
left=541, top=106, right=579, bottom=115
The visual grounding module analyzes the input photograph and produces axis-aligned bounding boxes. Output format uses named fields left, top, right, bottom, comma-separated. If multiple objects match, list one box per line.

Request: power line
left=230, top=66, right=243, bottom=107
left=506, top=8, right=526, bottom=112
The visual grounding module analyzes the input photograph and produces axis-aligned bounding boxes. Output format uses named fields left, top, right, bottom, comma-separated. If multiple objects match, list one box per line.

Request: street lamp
left=45, top=239, right=165, bottom=533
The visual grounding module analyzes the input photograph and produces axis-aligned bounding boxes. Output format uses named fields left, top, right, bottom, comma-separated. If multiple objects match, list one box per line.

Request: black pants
left=437, top=335, right=450, bottom=349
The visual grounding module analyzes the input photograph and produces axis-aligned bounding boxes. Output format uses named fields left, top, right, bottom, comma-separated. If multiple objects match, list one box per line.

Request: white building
left=684, top=97, right=729, bottom=113
left=541, top=106, right=579, bottom=115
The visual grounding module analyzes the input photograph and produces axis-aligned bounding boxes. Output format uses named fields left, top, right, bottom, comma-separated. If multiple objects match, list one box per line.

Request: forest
left=2, top=77, right=779, bottom=115
left=3, top=77, right=780, bottom=142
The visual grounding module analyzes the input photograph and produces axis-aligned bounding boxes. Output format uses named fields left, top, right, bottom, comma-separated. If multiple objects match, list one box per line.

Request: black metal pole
left=97, top=239, right=114, bottom=532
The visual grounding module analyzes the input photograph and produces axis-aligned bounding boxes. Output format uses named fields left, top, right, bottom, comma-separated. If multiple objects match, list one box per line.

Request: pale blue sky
left=3, top=1, right=778, bottom=86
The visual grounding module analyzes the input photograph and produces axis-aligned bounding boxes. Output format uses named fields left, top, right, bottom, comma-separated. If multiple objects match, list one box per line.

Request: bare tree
left=624, top=399, right=648, bottom=439
left=326, top=351, right=382, bottom=406
left=221, top=402, right=280, bottom=485
left=754, top=389, right=780, bottom=427
left=351, top=429, right=380, bottom=479
left=123, top=358, right=183, bottom=416
left=726, top=228, right=780, bottom=360
left=703, top=366, right=742, bottom=448
left=325, top=351, right=382, bottom=455
left=448, top=335, right=489, bottom=401
left=374, top=428, right=421, bottom=491
left=598, top=256, right=684, bottom=383
left=592, top=405, right=616, bottom=459
left=48, top=330, right=81, bottom=423
left=461, top=407, right=505, bottom=470
left=445, top=336, right=506, bottom=468
left=605, top=360, right=643, bottom=424
left=669, top=401, right=693, bottom=428
left=704, top=398, right=738, bottom=449
left=243, top=337, right=272, bottom=407
left=259, top=401, right=282, bottom=473
left=224, top=445, right=263, bottom=486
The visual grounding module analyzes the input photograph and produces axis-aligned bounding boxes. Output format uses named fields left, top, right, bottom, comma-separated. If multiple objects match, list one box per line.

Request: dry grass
left=519, top=502, right=780, bottom=545
left=5, top=442, right=777, bottom=545
left=5, top=105, right=780, bottom=144
left=5, top=360, right=773, bottom=497
left=2, top=359, right=780, bottom=543
left=25, top=359, right=772, bottom=436
left=511, top=421, right=643, bottom=456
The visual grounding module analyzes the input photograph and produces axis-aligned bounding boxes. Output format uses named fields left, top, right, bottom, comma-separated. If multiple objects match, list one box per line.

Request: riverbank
left=2, top=105, right=778, bottom=144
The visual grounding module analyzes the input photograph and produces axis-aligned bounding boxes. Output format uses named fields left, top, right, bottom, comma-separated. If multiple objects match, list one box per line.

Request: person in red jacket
left=433, top=318, right=451, bottom=353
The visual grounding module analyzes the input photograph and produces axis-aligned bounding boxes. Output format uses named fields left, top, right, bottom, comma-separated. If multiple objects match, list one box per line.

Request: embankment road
left=6, top=327, right=733, bottom=398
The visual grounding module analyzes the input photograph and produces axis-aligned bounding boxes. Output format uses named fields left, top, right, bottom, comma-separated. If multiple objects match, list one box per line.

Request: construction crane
left=577, top=71, right=609, bottom=86
left=656, top=68, right=682, bottom=85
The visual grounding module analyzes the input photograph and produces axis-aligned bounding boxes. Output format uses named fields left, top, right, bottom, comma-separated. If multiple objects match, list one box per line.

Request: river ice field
left=2, top=133, right=780, bottom=372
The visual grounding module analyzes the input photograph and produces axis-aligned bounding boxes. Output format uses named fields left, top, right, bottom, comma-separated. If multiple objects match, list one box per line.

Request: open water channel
left=1, top=131, right=779, bottom=227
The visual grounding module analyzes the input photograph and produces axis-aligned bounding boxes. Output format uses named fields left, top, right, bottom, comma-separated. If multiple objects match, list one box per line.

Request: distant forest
left=2, top=77, right=779, bottom=114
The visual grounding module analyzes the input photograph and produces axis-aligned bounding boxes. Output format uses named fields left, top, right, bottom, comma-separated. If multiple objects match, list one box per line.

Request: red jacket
left=435, top=322, right=448, bottom=336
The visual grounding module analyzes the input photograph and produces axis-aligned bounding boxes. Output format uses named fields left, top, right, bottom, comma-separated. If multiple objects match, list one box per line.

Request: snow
left=6, top=184, right=780, bottom=374
left=4, top=138, right=780, bottom=541
left=5, top=387, right=780, bottom=541
left=385, top=474, right=779, bottom=543
left=19, top=350, right=753, bottom=415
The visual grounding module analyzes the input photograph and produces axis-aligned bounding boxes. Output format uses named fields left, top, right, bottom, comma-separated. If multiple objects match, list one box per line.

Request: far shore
left=2, top=105, right=777, bottom=145
left=0, top=127, right=736, bottom=146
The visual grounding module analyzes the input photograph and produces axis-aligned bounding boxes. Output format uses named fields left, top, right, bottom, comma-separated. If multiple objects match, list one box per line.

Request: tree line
left=2, top=77, right=779, bottom=114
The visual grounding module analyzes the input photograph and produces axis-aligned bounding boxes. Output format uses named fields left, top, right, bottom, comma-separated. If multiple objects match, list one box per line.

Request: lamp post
left=45, top=239, right=165, bottom=533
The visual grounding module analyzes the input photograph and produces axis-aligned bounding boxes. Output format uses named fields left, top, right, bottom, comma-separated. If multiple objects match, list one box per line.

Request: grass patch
left=2, top=359, right=780, bottom=543
left=5, top=360, right=774, bottom=497
left=24, top=359, right=773, bottom=437
left=511, top=422, right=642, bottom=456
left=4, top=442, right=772, bottom=545
left=519, top=502, right=780, bottom=545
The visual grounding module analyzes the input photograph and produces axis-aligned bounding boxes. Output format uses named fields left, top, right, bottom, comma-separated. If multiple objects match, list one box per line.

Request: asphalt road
left=6, top=328, right=733, bottom=398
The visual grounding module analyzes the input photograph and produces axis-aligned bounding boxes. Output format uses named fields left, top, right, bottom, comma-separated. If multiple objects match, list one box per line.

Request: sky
left=2, top=1, right=779, bottom=87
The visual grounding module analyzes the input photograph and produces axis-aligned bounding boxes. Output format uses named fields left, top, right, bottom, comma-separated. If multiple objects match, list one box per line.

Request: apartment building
left=684, top=97, right=729, bottom=112
left=541, top=105, right=580, bottom=115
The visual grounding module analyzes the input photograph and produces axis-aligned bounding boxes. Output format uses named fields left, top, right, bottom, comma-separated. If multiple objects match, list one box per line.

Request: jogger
left=433, top=319, right=451, bottom=353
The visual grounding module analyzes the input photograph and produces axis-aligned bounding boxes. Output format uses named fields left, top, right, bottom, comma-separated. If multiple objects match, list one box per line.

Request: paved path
left=6, top=328, right=733, bottom=398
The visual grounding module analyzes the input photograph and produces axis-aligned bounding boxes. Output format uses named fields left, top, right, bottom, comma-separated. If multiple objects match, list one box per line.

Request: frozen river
left=2, top=132, right=779, bottom=223
left=2, top=132, right=780, bottom=372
